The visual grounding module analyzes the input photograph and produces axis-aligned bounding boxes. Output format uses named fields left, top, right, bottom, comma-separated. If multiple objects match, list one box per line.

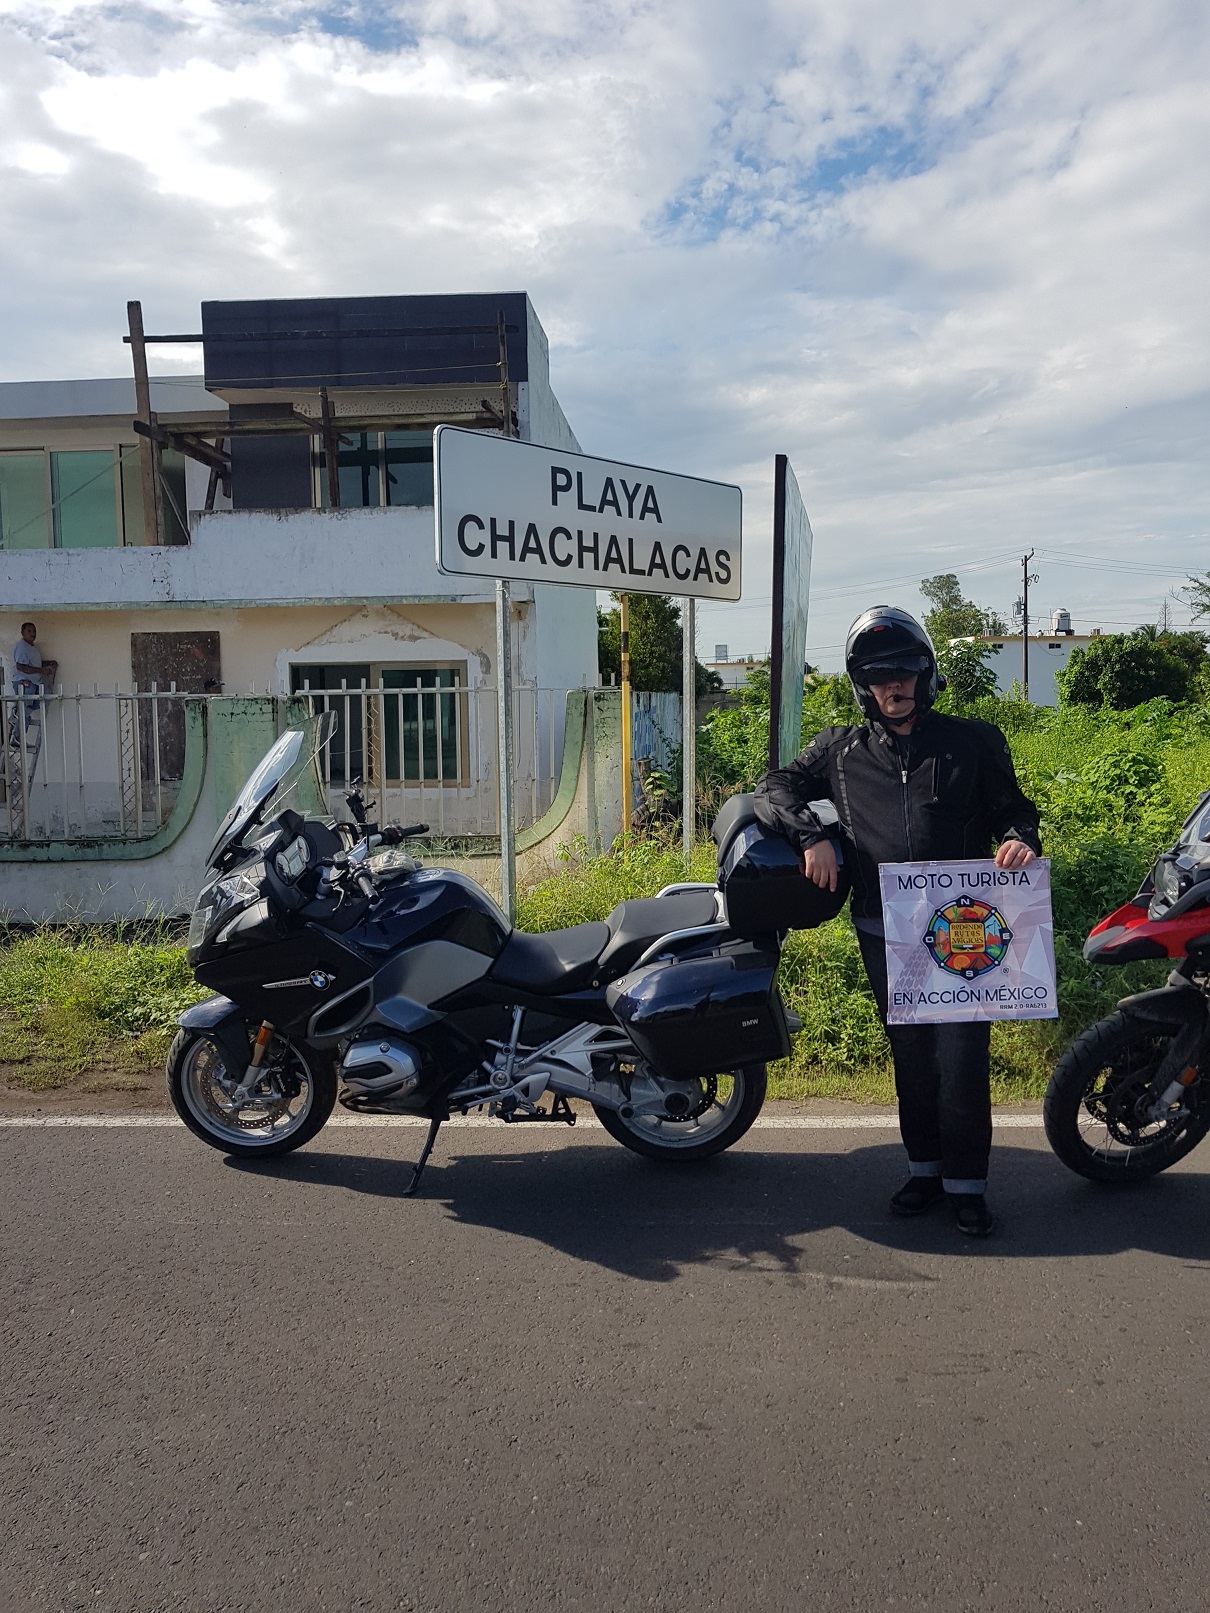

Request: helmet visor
left=854, top=652, right=931, bottom=683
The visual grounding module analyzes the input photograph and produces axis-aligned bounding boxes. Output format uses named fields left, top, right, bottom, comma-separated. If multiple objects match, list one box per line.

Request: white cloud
left=0, top=0, right=1206, bottom=659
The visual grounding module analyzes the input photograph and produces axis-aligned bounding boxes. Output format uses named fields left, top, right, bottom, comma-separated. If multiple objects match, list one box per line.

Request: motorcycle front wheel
left=167, top=1029, right=337, bottom=1158
left=593, top=1064, right=767, bottom=1162
left=1044, top=1011, right=1210, bottom=1182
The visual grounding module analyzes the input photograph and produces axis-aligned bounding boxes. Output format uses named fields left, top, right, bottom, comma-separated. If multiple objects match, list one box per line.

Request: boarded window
left=131, top=632, right=222, bottom=780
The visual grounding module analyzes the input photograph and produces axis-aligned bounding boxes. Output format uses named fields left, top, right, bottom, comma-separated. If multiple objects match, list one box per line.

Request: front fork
left=1143, top=1019, right=1205, bottom=1123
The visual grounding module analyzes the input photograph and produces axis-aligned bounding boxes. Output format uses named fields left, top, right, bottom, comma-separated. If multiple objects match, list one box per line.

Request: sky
left=1, top=0, right=1207, bottom=668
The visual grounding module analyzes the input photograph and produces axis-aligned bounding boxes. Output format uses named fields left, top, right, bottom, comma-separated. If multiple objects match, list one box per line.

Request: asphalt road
left=2, top=1115, right=1209, bottom=1613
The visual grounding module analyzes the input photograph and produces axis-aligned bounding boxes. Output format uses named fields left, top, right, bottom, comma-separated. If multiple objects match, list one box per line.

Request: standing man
left=755, top=606, right=1040, bottom=1237
left=11, top=621, right=57, bottom=707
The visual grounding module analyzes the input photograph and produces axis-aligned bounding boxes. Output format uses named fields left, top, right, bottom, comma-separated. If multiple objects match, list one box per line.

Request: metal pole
left=127, top=300, right=165, bottom=546
left=496, top=577, right=516, bottom=923
left=682, top=596, right=695, bottom=859
left=620, top=594, right=632, bottom=838
left=1021, top=549, right=1036, bottom=701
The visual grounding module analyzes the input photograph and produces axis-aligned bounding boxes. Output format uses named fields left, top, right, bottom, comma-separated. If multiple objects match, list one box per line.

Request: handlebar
left=315, top=823, right=429, bottom=900
left=378, top=823, right=429, bottom=845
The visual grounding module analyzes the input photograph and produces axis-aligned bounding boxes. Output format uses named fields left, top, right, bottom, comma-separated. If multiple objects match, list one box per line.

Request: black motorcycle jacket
left=754, top=711, right=1042, bottom=922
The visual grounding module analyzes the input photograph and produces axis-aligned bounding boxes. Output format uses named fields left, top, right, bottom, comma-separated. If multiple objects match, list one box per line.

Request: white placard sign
left=434, top=425, right=742, bottom=601
left=878, top=858, right=1058, bottom=1025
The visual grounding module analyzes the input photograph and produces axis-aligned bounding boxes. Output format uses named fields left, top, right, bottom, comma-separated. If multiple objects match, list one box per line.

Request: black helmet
left=845, top=606, right=943, bottom=722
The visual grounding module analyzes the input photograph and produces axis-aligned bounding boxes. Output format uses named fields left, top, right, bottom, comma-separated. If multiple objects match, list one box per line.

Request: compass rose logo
left=924, top=897, right=1012, bottom=980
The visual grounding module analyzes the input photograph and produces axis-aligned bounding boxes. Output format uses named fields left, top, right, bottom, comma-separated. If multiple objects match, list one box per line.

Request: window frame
left=0, top=443, right=144, bottom=549
left=290, top=659, right=469, bottom=786
left=310, top=430, right=434, bottom=511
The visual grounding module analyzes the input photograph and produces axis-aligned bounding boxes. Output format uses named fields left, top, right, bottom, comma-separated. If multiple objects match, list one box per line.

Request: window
left=0, top=454, right=48, bottom=549
left=312, top=430, right=433, bottom=509
left=52, top=450, right=120, bottom=548
left=290, top=662, right=466, bottom=785
left=0, top=445, right=185, bottom=548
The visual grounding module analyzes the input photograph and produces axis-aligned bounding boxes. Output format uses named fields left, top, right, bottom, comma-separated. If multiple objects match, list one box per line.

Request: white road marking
left=0, top=1113, right=1046, bottom=1130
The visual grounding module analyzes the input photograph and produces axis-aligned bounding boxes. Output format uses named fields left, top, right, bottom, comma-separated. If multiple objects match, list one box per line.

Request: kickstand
left=404, top=1113, right=444, bottom=1197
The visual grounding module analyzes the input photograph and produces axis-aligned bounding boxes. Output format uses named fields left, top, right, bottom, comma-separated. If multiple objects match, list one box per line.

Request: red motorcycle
left=1045, top=789, right=1210, bottom=1181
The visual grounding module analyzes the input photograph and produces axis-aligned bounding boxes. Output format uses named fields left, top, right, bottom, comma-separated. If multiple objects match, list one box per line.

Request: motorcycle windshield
left=206, top=710, right=336, bottom=868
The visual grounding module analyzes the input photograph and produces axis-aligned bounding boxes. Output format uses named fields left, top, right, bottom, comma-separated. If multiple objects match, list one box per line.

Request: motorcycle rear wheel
left=167, top=1029, right=337, bottom=1158
left=593, top=1064, right=767, bottom=1162
left=1044, top=1011, right=1210, bottom=1182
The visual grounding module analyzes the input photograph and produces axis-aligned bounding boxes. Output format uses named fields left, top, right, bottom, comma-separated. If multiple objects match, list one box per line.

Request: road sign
left=768, top=455, right=813, bottom=769
left=434, top=425, right=742, bottom=601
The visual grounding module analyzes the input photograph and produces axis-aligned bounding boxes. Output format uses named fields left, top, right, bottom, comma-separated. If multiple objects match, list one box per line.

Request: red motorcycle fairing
left=1083, top=899, right=1210, bottom=964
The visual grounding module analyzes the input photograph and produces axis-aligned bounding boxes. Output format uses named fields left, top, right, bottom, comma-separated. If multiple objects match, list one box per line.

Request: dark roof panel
left=201, top=293, right=531, bottom=391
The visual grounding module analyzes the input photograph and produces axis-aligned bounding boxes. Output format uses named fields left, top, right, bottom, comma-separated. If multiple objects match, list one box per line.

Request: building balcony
left=0, top=505, right=520, bottom=612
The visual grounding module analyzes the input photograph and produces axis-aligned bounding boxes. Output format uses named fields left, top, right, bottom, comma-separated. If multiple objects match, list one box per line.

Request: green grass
left=0, top=924, right=205, bottom=1093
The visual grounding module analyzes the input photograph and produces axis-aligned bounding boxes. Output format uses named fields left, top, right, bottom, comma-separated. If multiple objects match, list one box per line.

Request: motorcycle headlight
left=1149, top=856, right=1183, bottom=917
left=190, top=865, right=265, bottom=948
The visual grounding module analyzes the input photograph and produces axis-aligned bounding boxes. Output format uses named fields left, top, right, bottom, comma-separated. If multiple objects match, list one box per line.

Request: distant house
left=979, top=629, right=1099, bottom=707
left=704, top=655, right=764, bottom=691
left=0, top=293, right=597, bottom=798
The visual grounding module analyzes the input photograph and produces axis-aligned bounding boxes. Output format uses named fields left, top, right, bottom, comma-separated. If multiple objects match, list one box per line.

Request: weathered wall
left=0, top=693, right=624, bottom=923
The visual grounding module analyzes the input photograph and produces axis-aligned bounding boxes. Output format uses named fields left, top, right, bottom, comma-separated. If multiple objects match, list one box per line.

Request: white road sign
left=434, top=425, right=742, bottom=601
left=878, top=858, right=1058, bottom=1025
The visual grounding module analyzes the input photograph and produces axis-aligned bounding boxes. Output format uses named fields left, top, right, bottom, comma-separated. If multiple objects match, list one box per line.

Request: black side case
left=713, top=792, right=850, bottom=936
left=606, top=939, right=790, bottom=1077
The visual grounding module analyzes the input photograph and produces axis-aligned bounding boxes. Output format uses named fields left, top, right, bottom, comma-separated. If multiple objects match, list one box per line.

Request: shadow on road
left=230, top=1135, right=1210, bottom=1282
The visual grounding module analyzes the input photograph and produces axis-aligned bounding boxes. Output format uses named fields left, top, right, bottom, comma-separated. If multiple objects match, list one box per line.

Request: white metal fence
left=296, top=682, right=568, bottom=842
left=0, top=685, right=577, bottom=846
left=1, top=688, right=190, bottom=843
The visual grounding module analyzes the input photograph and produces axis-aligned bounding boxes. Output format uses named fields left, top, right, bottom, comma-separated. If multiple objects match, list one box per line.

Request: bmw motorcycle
left=169, top=717, right=840, bottom=1191
left=1044, top=787, right=1210, bottom=1181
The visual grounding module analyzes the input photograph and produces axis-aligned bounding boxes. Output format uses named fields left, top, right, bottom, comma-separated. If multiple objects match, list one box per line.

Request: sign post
left=434, top=426, right=742, bottom=891
left=495, top=577, right=516, bottom=921
left=768, top=455, right=814, bottom=770
left=682, top=596, right=695, bottom=855
left=619, top=593, right=633, bottom=837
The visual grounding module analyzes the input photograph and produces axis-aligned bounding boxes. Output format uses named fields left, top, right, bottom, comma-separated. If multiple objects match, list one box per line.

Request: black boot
left=950, top=1193, right=995, bottom=1238
left=890, top=1176, right=945, bottom=1216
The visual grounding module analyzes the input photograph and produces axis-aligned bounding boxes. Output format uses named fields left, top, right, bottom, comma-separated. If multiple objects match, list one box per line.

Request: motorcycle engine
left=340, top=1034, right=422, bottom=1104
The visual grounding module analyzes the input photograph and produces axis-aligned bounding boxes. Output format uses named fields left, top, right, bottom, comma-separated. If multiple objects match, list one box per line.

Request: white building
left=0, top=293, right=598, bottom=835
left=981, top=626, right=1100, bottom=706
left=704, top=656, right=764, bottom=691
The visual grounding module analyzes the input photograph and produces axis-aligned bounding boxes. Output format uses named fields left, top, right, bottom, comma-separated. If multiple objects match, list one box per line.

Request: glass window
left=119, top=447, right=145, bottom=545
left=382, top=668, right=462, bottom=782
left=314, top=433, right=380, bottom=510
left=0, top=453, right=50, bottom=548
left=52, top=450, right=119, bottom=548
left=312, top=430, right=434, bottom=509
left=290, top=663, right=371, bottom=784
left=290, top=662, right=465, bottom=784
left=384, top=431, right=434, bottom=508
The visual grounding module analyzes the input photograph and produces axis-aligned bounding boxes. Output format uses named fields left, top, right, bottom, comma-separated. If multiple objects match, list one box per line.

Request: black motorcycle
left=169, top=717, right=843, bottom=1190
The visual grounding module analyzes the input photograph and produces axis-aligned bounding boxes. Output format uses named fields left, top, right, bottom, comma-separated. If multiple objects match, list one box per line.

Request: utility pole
left=1021, top=551, right=1038, bottom=701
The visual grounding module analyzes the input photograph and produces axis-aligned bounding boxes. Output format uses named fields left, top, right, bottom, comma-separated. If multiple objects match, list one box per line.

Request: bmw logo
left=309, top=969, right=335, bottom=990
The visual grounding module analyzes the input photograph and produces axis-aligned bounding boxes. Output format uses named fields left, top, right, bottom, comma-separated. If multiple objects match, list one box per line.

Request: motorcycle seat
left=488, top=921, right=612, bottom=994
left=596, top=890, right=722, bottom=978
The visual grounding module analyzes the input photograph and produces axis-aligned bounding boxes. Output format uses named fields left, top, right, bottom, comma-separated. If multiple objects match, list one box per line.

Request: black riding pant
left=857, top=928, right=993, bottom=1190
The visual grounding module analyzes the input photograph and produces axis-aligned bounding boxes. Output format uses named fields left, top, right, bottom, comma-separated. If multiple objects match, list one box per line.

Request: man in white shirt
left=12, top=621, right=57, bottom=714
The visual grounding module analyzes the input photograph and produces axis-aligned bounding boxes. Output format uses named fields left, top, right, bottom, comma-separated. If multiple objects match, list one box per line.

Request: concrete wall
left=0, top=692, right=627, bottom=922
